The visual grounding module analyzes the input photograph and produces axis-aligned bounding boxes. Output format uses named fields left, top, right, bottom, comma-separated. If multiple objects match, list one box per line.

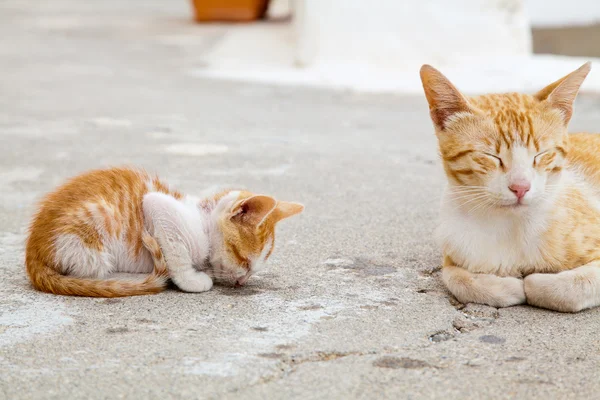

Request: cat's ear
left=420, top=64, right=473, bottom=130
left=231, top=195, right=277, bottom=227
left=534, top=62, right=591, bottom=124
left=270, top=201, right=304, bottom=223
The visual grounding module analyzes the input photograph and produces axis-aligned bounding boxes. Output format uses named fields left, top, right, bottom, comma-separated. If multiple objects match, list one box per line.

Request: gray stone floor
left=1, top=1, right=600, bottom=399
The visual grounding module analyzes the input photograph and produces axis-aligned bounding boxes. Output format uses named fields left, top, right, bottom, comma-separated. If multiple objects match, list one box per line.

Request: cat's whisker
left=447, top=185, right=488, bottom=189
left=453, top=193, right=488, bottom=206
left=446, top=187, right=490, bottom=194
left=448, top=193, right=488, bottom=203
left=450, top=193, right=492, bottom=213
left=447, top=190, right=488, bottom=198
left=447, top=187, right=489, bottom=196
left=451, top=195, right=490, bottom=209
left=466, top=197, right=496, bottom=215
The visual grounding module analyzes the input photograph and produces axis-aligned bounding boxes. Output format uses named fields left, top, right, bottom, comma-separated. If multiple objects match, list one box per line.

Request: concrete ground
left=2, top=1, right=600, bottom=399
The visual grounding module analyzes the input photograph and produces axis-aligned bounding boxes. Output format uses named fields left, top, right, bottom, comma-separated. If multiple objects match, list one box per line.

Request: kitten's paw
left=172, top=270, right=213, bottom=293
left=475, top=275, right=526, bottom=308
left=524, top=273, right=582, bottom=313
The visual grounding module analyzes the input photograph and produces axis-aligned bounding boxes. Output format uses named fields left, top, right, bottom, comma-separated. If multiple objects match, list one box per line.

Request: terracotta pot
left=190, top=0, right=270, bottom=22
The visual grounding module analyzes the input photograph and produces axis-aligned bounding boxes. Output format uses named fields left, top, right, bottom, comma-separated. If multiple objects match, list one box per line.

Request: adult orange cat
left=25, top=167, right=303, bottom=297
left=420, top=61, right=600, bottom=312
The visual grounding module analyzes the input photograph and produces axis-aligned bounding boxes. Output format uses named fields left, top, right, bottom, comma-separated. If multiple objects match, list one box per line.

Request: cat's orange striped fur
left=25, top=167, right=303, bottom=297
left=421, top=62, right=600, bottom=312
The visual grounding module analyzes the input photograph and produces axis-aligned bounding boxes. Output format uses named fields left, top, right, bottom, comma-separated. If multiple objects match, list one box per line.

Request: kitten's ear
left=420, top=64, right=472, bottom=130
left=270, top=201, right=304, bottom=223
left=231, top=195, right=277, bottom=227
left=534, top=62, right=591, bottom=124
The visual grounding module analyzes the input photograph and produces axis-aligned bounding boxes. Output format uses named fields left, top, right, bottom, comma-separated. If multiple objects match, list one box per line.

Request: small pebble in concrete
left=419, top=265, right=441, bottom=276
left=429, top=331, right=454, bottom=342
left=452, top=316, right=480, bottom=333
left=251, top=326, right=268, bottom=332
left=462, top=304, right=500, bottom=319
left=467, top=358, right=485, bottom=367
left=448, top=297, right=465, bottom=309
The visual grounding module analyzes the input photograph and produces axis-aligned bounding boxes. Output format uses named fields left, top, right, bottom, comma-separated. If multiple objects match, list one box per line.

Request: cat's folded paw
left=524, top=273, right=582, bottom=313
left=496, top=276, right=526, bottom=308
left=475, top=275, right=526, bottom=308
left=443, top=266, right=525, bottom=308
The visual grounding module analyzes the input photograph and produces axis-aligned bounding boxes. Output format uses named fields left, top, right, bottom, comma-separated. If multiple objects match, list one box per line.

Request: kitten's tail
left=26, top=232, right=169, bottom=298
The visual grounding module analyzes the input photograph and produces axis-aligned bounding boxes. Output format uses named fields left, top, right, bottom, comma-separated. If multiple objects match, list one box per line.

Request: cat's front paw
left=524, top=273, right=582, bottom=313
left=475, top=275, right=526, bottom=308
left=172, top=270, right=213, bottom=293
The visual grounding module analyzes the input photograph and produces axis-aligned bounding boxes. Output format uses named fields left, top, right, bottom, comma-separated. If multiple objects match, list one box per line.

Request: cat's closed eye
left=533, top=150, right=555, bottom=167
left=482, top=152, right=503, bottom=167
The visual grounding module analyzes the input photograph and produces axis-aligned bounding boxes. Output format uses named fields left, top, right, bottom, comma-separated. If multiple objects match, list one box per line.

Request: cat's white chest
left=436, top=203, right=547, bottom=277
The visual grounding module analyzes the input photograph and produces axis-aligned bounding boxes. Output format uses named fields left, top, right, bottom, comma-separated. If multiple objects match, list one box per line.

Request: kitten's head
left=420, top=62, right=591, bottom=213
left=209, top=190, right=303, bottom=286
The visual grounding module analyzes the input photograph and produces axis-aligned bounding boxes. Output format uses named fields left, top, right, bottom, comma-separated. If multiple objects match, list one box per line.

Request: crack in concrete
left=230, top=350, right=378, bottom=392
left=234, top=343, right=452, bottom=393
left=235, top=341, right=457, bottom=394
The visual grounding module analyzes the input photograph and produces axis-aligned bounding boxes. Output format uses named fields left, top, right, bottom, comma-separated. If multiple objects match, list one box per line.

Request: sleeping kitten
left=25, top=167, right=303, bottom=297
left=420, top=62, right=600, bottom=312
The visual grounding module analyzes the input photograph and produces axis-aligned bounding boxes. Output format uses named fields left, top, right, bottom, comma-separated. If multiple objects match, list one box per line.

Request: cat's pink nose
left=509, top=182, right=531, bottom=199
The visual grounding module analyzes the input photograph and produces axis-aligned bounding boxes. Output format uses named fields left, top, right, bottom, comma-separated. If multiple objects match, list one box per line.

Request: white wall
left=526, top=0, right=600, bottom=27
left=293, top=0, right=531, bottom=69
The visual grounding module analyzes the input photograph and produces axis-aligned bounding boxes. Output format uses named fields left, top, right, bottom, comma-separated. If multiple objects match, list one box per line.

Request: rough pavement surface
left=2, top=1, right=600, bottom=399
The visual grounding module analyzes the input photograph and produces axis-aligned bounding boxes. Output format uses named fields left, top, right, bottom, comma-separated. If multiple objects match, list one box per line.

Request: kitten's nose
left=509, top=182, right=531, bottom=199
left=236, top=272, right=251, bottom=287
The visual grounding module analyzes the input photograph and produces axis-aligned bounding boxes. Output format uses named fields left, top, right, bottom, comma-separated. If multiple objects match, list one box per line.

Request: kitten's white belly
left=55, top=233, right=155, bottom=277
left=110, top=239, right=154, bottom=274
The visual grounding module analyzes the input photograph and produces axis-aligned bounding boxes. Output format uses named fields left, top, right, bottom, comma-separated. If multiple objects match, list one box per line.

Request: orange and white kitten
left=420, top=62, right=600, bottom=312
left=25, top=167, right=303, bottom=297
